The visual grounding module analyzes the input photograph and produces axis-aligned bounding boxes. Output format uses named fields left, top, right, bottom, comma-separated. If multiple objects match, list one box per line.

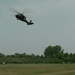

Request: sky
left=0, top=0, right=75, bottom=55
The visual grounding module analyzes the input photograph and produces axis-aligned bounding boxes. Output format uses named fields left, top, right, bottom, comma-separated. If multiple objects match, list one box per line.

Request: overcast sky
left=0, top=0, right=75, bottom=55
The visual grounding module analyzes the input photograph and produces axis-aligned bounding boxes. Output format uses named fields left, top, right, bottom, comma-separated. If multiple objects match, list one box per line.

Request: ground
left=0, top=64, right=75, bottom=75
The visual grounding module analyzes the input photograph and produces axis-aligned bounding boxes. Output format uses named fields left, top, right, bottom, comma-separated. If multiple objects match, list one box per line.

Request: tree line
left=0, top=45, right=75, bottom=64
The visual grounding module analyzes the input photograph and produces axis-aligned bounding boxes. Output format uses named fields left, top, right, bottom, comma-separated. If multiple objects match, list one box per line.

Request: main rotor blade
left=8, top=8, right=20, bottom=14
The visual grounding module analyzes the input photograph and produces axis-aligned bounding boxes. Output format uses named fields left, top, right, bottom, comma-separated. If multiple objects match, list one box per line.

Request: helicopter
left=9, top=8, right=34, bottom=25
left=15, top=13, right=34, bottom=25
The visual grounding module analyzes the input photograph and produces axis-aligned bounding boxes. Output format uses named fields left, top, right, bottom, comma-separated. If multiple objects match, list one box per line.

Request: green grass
left=0, top=64, right=75, bottom=75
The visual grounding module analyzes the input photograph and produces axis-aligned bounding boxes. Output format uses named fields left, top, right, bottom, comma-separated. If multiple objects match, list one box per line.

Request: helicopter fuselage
left=15, top=14, right=26, bottom=21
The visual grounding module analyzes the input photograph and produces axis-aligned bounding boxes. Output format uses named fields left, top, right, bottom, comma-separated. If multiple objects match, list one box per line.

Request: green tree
left=44, top=45, right=64, bottom=59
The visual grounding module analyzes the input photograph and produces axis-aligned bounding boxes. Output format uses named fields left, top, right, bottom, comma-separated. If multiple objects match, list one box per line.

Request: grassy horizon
left=0, top=64, right=75, bottom=75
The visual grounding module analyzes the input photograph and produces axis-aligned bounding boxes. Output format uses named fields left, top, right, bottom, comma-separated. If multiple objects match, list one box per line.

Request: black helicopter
left=15, top=13, right=34, bottom=25
left=9, top=8, right=34, bottom=25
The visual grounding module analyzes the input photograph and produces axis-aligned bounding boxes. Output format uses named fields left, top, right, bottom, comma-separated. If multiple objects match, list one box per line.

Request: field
left=0, top=64, right=75, bottom=75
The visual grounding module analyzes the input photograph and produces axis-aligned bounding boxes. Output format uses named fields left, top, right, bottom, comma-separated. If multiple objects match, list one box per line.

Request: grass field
left=0, top=64, right=75, bottom=75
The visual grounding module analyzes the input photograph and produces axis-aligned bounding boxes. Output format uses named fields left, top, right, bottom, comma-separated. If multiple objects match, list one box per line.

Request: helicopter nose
left=15, top=15, right=17, bottom=17
left=15, top=15, right=18, bottom=18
